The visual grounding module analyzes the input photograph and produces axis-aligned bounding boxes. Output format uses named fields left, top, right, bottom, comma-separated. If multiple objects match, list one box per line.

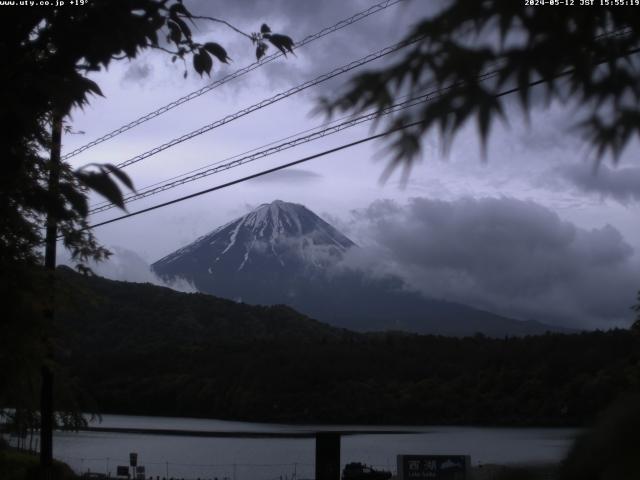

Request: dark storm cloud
left=344, top=197, right=639, bottom=329
left=555, top=163, right=640, bottom=204
left=248, top=168, right=322, bottom=184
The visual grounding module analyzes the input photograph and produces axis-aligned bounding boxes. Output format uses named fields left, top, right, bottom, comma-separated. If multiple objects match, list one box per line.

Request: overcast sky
left=61, top=0, right=640, bottom=330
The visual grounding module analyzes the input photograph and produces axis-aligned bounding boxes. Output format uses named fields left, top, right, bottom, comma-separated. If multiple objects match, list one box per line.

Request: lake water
left=34, top=415, right=580, bottom=479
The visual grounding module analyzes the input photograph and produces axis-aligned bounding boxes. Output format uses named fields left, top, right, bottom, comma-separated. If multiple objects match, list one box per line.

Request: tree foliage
left=253, top=24, right=295, bottom=60
left=632, top=291, right=640, bottom=333
left=51, top=268, right=640, bottom=426
left=0, top=0, right=294, bottom=270
left=0, top=0, right=293, bottom=425
left=323, top=1, right=640, bottom=179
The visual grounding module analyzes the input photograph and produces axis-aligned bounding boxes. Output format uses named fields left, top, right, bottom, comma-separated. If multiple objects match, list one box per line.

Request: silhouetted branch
left=181, top=14, right=252, bottom=40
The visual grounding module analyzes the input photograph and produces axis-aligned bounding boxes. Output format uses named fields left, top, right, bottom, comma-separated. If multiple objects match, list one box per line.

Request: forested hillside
left=55, top=268, right=640, bottom=426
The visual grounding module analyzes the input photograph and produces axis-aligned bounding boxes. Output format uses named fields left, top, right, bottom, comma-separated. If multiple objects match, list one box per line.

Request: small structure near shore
left=397, top=455, right=470, bottom=480
left=342, top=462, right=392, bottom=480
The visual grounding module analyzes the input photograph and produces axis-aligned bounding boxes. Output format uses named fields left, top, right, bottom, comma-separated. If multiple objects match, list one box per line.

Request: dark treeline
left=54, top=267, right=640, bottom=426
left=67, top=331, right=640, bottom=426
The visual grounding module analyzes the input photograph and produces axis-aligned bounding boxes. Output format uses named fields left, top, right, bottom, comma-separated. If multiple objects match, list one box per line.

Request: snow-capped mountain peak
left=153, top=200, right=355, bottom=279
left=151, top=200, right=566, bottom=337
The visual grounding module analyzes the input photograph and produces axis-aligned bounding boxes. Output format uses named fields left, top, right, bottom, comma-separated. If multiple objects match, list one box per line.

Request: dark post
left=40, top=112, right=62, bottom=478
left=316, top=432, right=341, bottom=480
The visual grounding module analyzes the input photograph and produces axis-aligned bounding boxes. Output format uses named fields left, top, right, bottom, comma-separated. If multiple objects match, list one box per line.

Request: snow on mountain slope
left=153, top=200, right=355, bottom=281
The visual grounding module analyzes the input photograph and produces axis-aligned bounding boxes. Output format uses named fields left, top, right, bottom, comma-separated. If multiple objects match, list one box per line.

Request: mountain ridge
left=52, top=266, right=637, bottom=426
left=152, top=200, right=571, bottom=337
left=56, top=265, right=346, bottom=353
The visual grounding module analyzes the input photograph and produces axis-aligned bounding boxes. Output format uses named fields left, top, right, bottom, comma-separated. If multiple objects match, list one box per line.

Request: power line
left=88, top=100, right=422, bottom=214
left=65, top=28, right=638, bottom=236
left=88, top=106, right=388, bottom=210
left=61, top=0, right=405, bottom=161
left=99, top=25, right=634, bottom=173
left=77, top=38, right=639, bottom=234
left=111, top=37, right=419, bottom=170
left=79, top=119, right=427, bottom=233
left=89, top=74, right=499, bottom=215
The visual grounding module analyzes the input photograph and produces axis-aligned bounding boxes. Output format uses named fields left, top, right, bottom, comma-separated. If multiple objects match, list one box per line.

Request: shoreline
left=471, top=462, right=559, bottom=479
left=73, top=426, right=420, bottom=438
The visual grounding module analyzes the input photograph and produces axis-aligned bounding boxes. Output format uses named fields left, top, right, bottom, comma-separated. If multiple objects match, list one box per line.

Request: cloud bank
left=61, top=246, right=196, bottom=293
left=554, top=163, right=640, bottom=204
left=343, top=197, right=639, bottom=329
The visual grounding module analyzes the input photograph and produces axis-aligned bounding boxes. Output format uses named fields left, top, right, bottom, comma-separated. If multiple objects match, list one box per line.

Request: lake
left=35, top=414, right=580, bottom=479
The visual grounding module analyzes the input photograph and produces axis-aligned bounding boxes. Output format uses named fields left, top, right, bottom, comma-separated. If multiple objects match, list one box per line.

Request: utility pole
left=40, top=111, right=62, bottom=480
left=316, top=433, right=340, bottom=480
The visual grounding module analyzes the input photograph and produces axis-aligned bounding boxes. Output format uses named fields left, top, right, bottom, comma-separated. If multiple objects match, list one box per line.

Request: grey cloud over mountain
left=60, top=247, right=196, bottom=293
left=554, top=163, right=640, bottom=204
left=343, top=197, right=639, bottom=329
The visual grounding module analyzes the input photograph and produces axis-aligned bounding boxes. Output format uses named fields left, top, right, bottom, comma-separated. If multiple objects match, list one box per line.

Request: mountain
left=152, top=200, right=568, bottom=337
left=153, top=200, right=354, bottom=304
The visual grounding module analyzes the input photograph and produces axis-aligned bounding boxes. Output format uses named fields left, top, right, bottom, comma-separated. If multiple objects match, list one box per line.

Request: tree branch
left=145, top=43, right=182, bottom=55
left=181, top=14, right=252, bottom=40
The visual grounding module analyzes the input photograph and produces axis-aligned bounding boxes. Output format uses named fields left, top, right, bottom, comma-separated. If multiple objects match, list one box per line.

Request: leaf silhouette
left=167, top=20, right=181, bottom=45
left=101, top=164, right=135, bottom=191
left=81, top=77, right=104, bottom=97
left=261, top=23, right=271, bottom=34
left=193, top=50, right=212, bottom=76
left=256, top=42, right=268, bottom=61
left=169, top=2, right=191, bottom=17
left=59, top=182, right=88, bottom=218
left=75, top=171, right=126, bottom=210
left=171, top=16, right=192, bottom=40
left=268, top=34, right=294, bottom=56
left=203, top=42, right=230, bottom=64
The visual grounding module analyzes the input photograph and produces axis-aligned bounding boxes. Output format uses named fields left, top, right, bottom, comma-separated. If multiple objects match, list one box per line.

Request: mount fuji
left=152, top=200, right=355, bottom=305
left=152, top=200, right=566, bottom=336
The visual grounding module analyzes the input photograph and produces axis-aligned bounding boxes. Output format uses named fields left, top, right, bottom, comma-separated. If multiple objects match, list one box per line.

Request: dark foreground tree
left=0, top=0, right=293, bottom=439
left=1, top=0, right=293, bottom=269
left=323, top=2, right=640, bottom=179
left=632, top=292, right=640, bottom=333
